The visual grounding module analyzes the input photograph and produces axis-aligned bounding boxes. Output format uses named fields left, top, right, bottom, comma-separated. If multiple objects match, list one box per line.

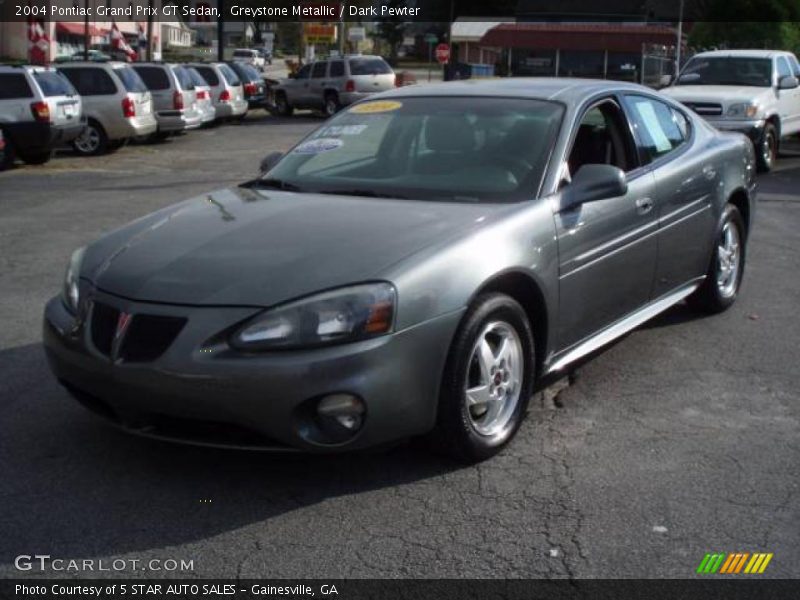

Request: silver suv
left=133, top=63, right=202, bottom=139
left=187, top=63, right=248, bottom=121
left=0, top=65, right=84, bottom=165
left=274, top=55, right=396, bottom=117
left=58, top=62, right=157, bottom=155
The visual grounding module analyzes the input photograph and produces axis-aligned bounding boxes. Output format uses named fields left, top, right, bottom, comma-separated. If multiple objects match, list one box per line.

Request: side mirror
left=260, top=151, right=284, bottom=175
left=778, top=75, right=799, bottom=90
left=561, top=164, right=628, bottom=211
left=659, top=74, right=673, bottom=88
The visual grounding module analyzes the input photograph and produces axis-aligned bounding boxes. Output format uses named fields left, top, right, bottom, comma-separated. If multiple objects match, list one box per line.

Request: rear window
left=59, top=67, right=117, bottom=95
left=114, top=67, right=148, bottom=93
left=133, top=66, right=170, bottom=91
left=218, top=64, right=241, bottom=86
left=186, top=67, right=208, bottom=88
left=194, top=66, right=219, bottom=87
left=348, top=58, right=392, bottom=76
left=33, top=71, right=76, bottom=97
left=0, top=73, right=34, bottom=99
left=172, top=66, right=195, bottom=91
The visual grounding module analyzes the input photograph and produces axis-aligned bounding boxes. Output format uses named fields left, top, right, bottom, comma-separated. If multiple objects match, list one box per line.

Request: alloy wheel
left=464, top=321, right=523, bottom=437
left=74, top=126, right=100, bottom=154
left=717, top=220, right=741, bottom=298
left=763, top=130, right=776, bottom=169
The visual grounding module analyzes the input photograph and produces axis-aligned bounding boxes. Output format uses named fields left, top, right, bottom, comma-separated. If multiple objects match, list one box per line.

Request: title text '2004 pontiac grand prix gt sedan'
left=44, top=79, right=756, bottom=462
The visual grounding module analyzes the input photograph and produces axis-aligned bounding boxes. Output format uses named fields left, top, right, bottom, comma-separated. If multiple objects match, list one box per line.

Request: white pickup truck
left=661, top=49, right=800, bottom=172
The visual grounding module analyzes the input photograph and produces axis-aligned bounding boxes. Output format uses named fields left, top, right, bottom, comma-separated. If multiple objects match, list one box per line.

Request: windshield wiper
left=318, top=189, right=407, bottom=199
left=250, top=178, right=304, bottom=192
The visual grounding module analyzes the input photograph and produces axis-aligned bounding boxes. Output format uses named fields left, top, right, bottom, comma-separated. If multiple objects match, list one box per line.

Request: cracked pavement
left=0, top=117, right=798, bottom=579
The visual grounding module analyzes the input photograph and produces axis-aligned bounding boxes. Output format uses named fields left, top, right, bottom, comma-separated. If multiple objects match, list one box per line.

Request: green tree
left=689, top=0, right=800, bottom=52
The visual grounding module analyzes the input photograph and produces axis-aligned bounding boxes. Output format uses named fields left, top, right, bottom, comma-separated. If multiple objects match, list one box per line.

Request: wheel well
left=766, top=114, right=781, bottom=138
left=728, top=189, right=751, bottom=239
left=476, top=272, right=548, bottom=376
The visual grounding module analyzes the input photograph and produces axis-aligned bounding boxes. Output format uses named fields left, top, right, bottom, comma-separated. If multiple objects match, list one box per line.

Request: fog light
left=316, top=394, right=365, bottom=440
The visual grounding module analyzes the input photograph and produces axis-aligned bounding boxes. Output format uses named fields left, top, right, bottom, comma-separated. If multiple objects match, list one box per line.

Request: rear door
left=287, top=63, right=312, bottom=106
left=308, top=61, right=328, bottom=108
left=31, top=69, right=80, bottom=127
left=555, top=98, right=658, bottom=350
left=621, top=94, right=716, bottom=296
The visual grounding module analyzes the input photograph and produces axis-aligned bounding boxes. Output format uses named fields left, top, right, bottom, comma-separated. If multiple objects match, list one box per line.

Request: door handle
left=635, top=197, right=654, bottom=215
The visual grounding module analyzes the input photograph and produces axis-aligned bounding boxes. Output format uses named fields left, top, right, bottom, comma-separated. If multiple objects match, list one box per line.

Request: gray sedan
left=43, top=79, right=756, bottom=462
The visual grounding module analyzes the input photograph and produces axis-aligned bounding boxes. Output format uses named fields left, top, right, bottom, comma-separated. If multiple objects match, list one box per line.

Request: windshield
left=263, top=97, right=564, bottom=203
left=677, top=57, right=772, bottom=87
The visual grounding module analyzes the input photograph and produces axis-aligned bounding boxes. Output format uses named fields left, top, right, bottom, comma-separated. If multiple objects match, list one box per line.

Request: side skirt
left=545, top=278, right=704, bottom=375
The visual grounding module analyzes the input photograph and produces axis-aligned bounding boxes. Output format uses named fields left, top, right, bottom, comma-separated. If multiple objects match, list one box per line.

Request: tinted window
left=295, top=64, right=312, bottom=80
left=312, top=62, right=327, bottom=78
left=791, top=55, right=800, bottom=77
left=115, top=67, right=148, bottom=93
left=266, top=97, right=564, bottom=203
left=329, top=61, right=344, bottom=77
left=231, top=62, right=260, bottom=81
left=133, top=66, right=170, bottom=90
left=777, top=57, right=792, bottom=80
left=624, top=95, right=686, bottom=162
left=186, top=67, right=208, bottom=88
left=348, top=58, right=392, bottom=75
left=60, top=67, right=117, bottom=95
left=172, top=66, right=194, bottom=90
left=218, top=64, right=240, bottom=86
left=233, top=50, right=254, bottom=58
left=0, top=74, right=34, bottom=99
left=677, top=56, right=772, bottom=87
left=33, top=71, right=75, bottom=97
left=194, top=66, right=219, bottom=87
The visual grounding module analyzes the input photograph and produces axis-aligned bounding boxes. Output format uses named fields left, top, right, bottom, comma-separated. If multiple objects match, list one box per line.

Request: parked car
left=185, top=66, right=216, bottom=125
left=0, top=64, right=85, bottom=165
left=43, top=79, right=755, bottom=462
left=132, top=63, right=202, bottom=139
left=187, top=62, right=248, bottom=121
left=226, top=61, right=268, bottom=110
left=232, top=48, right=265, bottom=70
left=58, top=62, right=157, bottom=155
left=662, top=49, right=800, bottom=172
left=274, top=55, right=396, bottom=117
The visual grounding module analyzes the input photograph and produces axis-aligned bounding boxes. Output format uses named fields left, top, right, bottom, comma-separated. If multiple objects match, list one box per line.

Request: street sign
left=348, top=27, right=366, bottom=42
left=424, top=33, right=438, bottom=44
left=435, top=43, right=450, bottom=64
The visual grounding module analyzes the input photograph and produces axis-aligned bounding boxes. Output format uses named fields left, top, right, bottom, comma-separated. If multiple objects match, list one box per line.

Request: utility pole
left=83, top=0, right=89, bottom=60
left=675, top=0, right=685, bottom=78
left=339, top=1, right=346, bottom=55
left=218, top=0, right=225, bottom=61
left=146, top=0, right=154, bottom=61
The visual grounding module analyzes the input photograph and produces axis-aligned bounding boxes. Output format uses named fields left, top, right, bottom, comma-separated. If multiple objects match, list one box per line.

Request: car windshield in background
left=218, top=64, right=241, bottom=86
left=348, top=58, right=392, bottom=75
left=115, top=67, right=148, bottom=93
left=33, top=71, right=75, bottom=96
left=264, top=97, right=564, bottom=203
left=677, top=57, right=772, bottom=87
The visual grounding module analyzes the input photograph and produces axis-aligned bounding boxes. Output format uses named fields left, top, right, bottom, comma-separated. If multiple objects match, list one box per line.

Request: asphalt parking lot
left=0, top=115, right=798, bottom=579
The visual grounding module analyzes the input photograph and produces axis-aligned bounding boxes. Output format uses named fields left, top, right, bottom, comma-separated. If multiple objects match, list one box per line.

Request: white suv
left=662, top=49, right=800, bottom=172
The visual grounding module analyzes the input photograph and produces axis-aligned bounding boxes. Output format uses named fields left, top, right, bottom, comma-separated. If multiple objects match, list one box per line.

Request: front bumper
left=43, top=291, right=462, bottom=452
left=707, top=118, right=766, bottom=143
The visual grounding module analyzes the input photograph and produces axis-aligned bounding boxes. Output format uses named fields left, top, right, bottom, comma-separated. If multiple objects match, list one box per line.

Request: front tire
left=756, top=122, right=778, bottom=173
left=689, top=204, right=746, bottom=314
left=433, top=293, right=535, bottom=462
left=275, top=93, right=293, bottom=117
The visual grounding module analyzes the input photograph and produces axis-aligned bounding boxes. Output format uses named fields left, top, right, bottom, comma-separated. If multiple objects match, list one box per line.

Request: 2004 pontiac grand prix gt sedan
left=44, top=79, right=756, bottom=462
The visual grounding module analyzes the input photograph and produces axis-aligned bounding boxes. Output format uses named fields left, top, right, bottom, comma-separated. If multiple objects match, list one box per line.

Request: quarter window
left=295, top=64, right=311, bottom=80
left=623, top=95, right=687, bottom=162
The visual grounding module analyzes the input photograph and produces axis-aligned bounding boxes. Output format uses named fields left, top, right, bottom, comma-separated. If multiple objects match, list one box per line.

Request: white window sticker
left=322, top=124, right=368, bottom=136
left=634, top=101, right=672, bottom=153
left=293, top=138, right=344, bottom=154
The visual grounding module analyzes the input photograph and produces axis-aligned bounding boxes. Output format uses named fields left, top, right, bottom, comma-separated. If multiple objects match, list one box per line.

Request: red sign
left=435, top=43, right=450, bottom=64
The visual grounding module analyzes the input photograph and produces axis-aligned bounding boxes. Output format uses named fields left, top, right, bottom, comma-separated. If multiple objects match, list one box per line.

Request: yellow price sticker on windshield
left=349, top=101, right=402, bottom=114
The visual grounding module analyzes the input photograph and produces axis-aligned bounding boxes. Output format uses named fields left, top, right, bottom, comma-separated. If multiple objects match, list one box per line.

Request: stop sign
left=435, top=43, right=450, bottom=64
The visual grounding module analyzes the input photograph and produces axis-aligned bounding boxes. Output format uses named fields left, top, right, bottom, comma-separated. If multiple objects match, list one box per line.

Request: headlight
left=727, top=103, right=760, bottom=119
left=231, top=282, right=396, bottom=350
left=62, top=246, right=86, bottom=314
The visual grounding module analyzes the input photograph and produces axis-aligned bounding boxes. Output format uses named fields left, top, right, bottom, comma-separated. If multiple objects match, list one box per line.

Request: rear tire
left=72, top=121, right=108, bottom=156
left=689, top=204, right=746, bottom=314
left=18, top=148, right=52, bottom=165
left=432, top=293, right=535, bottom=463
left=275, top=93, right=293, bottom=117
left=323, top=92, right=340, bottom=118
left=756, top=122, right=778, bottom=173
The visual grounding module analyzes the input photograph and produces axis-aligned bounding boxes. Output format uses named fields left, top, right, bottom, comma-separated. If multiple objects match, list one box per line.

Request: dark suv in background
left=226, top=61, right=268, bottom=110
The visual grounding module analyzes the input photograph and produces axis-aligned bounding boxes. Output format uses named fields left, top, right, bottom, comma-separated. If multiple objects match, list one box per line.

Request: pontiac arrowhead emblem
left=111, top=311, right=133, bottom=361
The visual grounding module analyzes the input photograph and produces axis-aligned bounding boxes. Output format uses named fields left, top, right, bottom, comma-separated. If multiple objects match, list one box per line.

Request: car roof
left=377, top=77, right=653, bottom=104
left=691, top=49, right=793, bottom=59
left=57, top=61, right=131, bottom=69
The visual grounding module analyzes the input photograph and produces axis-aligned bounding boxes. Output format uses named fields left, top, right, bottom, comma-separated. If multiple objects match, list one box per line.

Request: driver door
left=555, top=99, right=658, bottom=350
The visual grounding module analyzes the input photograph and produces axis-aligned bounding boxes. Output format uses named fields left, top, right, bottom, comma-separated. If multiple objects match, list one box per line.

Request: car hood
left=82, top=187, right=499, bottom=307
left=662, top=85, right=773, bottom=107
